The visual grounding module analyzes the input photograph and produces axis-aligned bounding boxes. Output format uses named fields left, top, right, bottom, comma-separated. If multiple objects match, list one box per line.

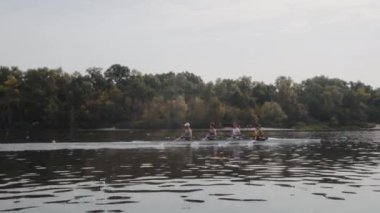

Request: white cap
left=184, top=122, right=190, bottom=127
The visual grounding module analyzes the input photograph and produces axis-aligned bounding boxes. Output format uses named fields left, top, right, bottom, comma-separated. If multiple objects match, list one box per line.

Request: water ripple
left=1, top=131, right=380, bottom=212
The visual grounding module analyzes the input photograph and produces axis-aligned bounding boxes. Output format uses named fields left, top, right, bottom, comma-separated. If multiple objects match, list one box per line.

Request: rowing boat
left=0, top=138, right=321, bottom=152
left=157, top=137, right=320, bottom=148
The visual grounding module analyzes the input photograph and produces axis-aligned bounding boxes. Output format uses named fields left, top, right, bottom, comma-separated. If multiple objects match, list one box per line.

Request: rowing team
left=176, top=122, right=267, bottom=141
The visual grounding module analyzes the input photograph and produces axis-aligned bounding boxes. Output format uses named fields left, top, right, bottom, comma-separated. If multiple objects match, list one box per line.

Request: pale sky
left=1, top=0, right=379, bottom=87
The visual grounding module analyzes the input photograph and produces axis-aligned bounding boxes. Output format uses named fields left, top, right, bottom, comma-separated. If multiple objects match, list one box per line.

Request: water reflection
left=0, top=131, right=380, bottom=212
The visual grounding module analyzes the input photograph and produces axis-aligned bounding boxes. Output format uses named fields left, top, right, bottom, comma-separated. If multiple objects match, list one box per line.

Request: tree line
left=0, top=64, right=379, bottom=129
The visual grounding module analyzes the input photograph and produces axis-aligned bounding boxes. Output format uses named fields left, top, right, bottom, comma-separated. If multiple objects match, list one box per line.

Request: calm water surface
left=0, top=131, right=380, bottom=213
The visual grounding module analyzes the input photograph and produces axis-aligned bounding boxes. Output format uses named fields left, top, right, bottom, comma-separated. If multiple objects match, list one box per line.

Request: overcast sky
left=1, top=0, right=379, bottom=87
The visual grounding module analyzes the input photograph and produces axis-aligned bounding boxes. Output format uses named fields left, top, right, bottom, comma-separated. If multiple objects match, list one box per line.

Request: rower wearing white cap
left=177, top=122, right=192, bottom=141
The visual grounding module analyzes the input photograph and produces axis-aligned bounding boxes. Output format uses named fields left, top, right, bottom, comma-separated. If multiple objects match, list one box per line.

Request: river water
left=0, top=130, right=380, bottom=213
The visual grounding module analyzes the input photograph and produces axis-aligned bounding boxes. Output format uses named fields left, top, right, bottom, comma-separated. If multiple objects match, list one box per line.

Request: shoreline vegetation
left=1, top=64, right=380, bottom=130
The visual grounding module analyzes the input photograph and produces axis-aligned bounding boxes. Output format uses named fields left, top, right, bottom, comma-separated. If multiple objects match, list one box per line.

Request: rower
left=177, top=122, right=192, bottom=141
left=231, top=122, right=241, bottom=140
left=254, top=124, right=266, bottom=141
left=204, top=122, right=217, bottom=140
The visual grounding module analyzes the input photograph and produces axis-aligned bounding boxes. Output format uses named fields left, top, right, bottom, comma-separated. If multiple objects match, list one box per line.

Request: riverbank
left=1, top=126, right=379, bottom=143
left=291, top=122, right=379, bottom=131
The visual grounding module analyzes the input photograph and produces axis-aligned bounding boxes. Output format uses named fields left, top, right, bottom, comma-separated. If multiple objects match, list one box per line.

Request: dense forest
left=0, top=64, right=379, bottom=129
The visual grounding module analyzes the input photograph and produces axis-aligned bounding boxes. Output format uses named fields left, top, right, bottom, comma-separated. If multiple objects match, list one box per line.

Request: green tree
left=104, top=64, right=130, bottom=85
left=0, top=73, right=21, bottom=128
left=275, top=76, right=307, bottom=125
left=299, top=76, right=347, bottom=124
left=259, top=101, right=287, bottom=126
left=0, top=65, right=378, bottom=129
left=368, top=89, right=380, bottom=122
